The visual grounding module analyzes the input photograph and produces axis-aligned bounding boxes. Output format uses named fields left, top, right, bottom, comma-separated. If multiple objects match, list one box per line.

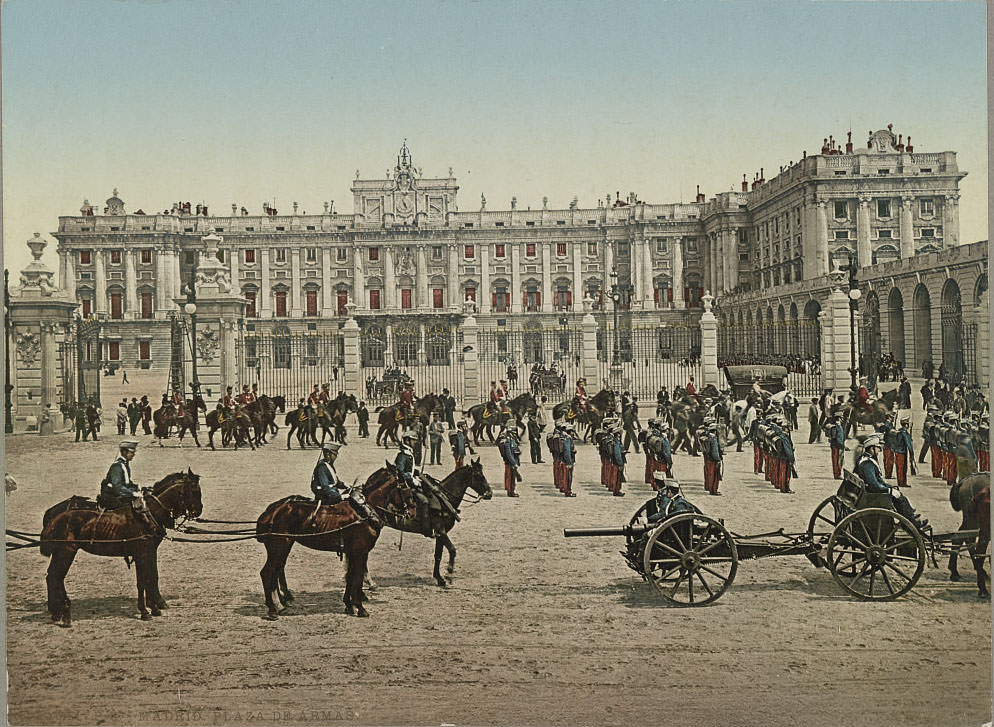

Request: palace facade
left=52, top=127, right=966, bottom=369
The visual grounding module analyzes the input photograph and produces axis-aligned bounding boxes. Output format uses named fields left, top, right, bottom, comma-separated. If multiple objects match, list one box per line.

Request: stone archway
left=912, top=284, right=932, bottom=370
left=940, top=279, right=964, bottom=382
left=802, top=299, right=822, bottom=360
left=861, top=291, right=881, bottom=381
left=887, top=288, right=905, bottom=366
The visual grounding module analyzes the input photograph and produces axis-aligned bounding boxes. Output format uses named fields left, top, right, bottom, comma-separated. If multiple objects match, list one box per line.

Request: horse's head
left=273, top=395, right=286, bottom=412
left=467, top=458, right=493, bottom=500
left=151, top=468, right=203, bottom=521
left=192, top=394, right=207, bottom=412
left=345, top=394, right=359, bottom=412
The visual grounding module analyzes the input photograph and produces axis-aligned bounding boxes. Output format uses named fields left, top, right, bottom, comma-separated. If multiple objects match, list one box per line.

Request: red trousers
left=945, top=453, right=957, bottom=486
left=604, top=462, right=621, bottom=493
left=980, top=450, right=990, bottom=472
left=454, top=456, right=464, bottom=469
left=781, top=462, right=792, bottom=493
left=895, top=452, right=908, bottom=488
left=764, top=452, right=773, bottom=482
left=930, top=445, right=941, bottom=478
left=753, top=443, right=763, bottom=473
left=504, top=464, right=516, bottom=495
left=831, top=447, right=843, bottom=479
left=562, top=464, right=574, bottom=494
left=704, top=459, right=720, bottom=494
left=600, top=455, right=608, bottom=489
left=883, top=447, right=894, bottom=478
left=645, top=455, right=656, bottom=486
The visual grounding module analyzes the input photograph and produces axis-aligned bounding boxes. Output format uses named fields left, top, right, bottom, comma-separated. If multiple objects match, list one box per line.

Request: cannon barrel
left=563, top=525, right=649, bottom=538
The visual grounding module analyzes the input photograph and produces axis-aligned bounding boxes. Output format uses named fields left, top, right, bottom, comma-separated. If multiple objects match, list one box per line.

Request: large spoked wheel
left=807, top=496, right=851, bottom=540
left=642, top=513, right=737, bottom=607
left=826, top=508, right=926, bottom=601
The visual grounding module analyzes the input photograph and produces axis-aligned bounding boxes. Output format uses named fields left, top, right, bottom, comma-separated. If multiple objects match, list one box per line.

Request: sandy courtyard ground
left=4, top=390, right=992, bottom=726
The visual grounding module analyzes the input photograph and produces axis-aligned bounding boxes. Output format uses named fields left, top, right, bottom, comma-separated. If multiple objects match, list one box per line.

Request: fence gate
left=940, top=291, right=966, bottom=385
left=596, top=322, right=701, bottom=400
left=75, top=316, right=103, bottom=407
left=962, top=323, right=978, bottom=386
left=58, top=326, right=78, bottom=408
left=237, top=327, right=345, bottom=402
left=476, top=326, right=582, bottom=406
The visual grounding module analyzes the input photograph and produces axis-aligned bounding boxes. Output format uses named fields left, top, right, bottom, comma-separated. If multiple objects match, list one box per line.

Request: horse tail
left=950, top=482, right=963, bottom=512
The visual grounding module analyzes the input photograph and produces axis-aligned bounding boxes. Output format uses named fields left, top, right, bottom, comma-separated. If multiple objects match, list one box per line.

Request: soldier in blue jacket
left=856, top=434, right=928, bottom=530
left=98, top=440, right=142, bottom=508
left=890, top=416, right=916, bottom=488
left=825, top=415, right=846, bottom=479
left=648, top=476, right=695, bottom=522
left=396, top=430, right=435, bottom=532
left=498, top=428, right=522, bottom=497
left=311, top=442, right=345, bottom=505
left=702, top=423, right=723, bottom=495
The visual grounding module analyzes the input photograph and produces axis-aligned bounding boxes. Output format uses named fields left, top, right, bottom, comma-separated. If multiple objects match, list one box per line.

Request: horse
left=255, top=495, right=381, bottom=619
left=39, top=470, right=203, bottom=626
left=284, top=406, right=316, bottom=449
left=841, top=388, right=901, bottom=438
left=258, top=395, right=285, bottom=436
left=552, top=389, right=616, bottom=442
left=205, top=407, right=256, bottom=450
left=362, top=459, right=492, bottom=587
left=375, top=393, right=446, bottom=447
left=668, top=399, right=704, bottom=456
left=948, top=471, right=990, bottom=597
left=153, top=395, right=207, bottom=447
left=464, top=392, right=537, bottom=445
left=327, top=393, right=358, bottom=444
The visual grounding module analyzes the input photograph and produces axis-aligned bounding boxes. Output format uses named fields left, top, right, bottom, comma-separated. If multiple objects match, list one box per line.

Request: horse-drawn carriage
left=368, top=369, right=413, bottom=401
left=723, top=365, right=787, bottom=400
left=565, top=471, right=983, bottom=605
left=529, top=365, right=566, bottom=395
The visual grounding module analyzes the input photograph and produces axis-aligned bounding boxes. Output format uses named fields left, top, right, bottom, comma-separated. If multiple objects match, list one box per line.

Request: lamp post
left=847, top=255, right=862, bottom=392
left=609, top=267, right=621, bottom=365
left=4, top=269, right=12, bottom=433
left=184, top=271, right=200, bottom=398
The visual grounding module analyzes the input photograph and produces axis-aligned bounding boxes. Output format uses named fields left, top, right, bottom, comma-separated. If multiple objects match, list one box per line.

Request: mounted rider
left=318, top=383, right=331, bottom=406
left=308, top=384, right=322, bottom=410
left=294, top=398, right=309, bottom=424
left=222, top=386, right=237, bottom=415
left=574, top=377, right=589, bottom=415
left=487, top=380, right=507, bottom=418
left=856, top=378, right=873, bottom=414
left=311, top=442, right=345, bottom=506
left=856, top=434, right=929, bottom=531
left=395, top=430, right=458, bottom=532
left=237, top=384, right=254, bottom=406
left=98, top=440, right=157, bottom=531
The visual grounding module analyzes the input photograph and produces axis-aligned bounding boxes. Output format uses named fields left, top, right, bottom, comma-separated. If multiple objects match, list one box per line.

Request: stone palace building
left=52, top=127, right=966, bottom=371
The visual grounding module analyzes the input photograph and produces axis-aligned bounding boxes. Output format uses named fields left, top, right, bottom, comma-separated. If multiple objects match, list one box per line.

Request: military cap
left=664, top=479, right=681, bottom=493
left=321, top=442, right=342, bottom=454
left=401, top=430, right=417, bottom=441
left=862, top=434, right=882, bottom=448
left=119, top=439, right=139, bottom=451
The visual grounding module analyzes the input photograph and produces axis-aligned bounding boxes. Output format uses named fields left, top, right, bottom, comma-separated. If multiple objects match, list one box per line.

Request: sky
left=1, top=0, right=988, bottom=275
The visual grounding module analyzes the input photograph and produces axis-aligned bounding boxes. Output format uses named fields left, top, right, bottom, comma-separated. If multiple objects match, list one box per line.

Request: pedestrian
left=356, top=401, right=370, bottom=438
left=74, top=404, right=89, bottom=442
left=622, top=396, right=641, bottom=454
left=116, top=400, right=128, bottom=435
left=127, top=397, right=140, bottom=435
left=525, top=412, right=544, bottom=464
left=702, top=423, right=722, bottom=495
left=497, top=428, right=522, bottom=497
left=450, top=420, right=469, bottom=468
left=782, top=392, right=799, bottom=431
left=428, top=414, right=444, bottom=465
left=140, top=395, right=152, bottom=435
left=121, top=368, right=129, bottom=385
left=535, top=395, right=549, bottom=433
left=85, top=398, right=100, bottom=441
left=442, top=388, right=457, bottom=429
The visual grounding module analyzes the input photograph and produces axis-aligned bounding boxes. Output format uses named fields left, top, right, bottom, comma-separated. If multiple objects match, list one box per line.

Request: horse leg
left=208, top=427, right=216, bottom=451
left=260, top=538, right=293, bottom=620
left=276, top=565, right=294, bottom=606
left=150, top=550, right=167, bottom=611
left=441, top=532, right=456, bottom=575
left=286, top=423, right=295, bottom=449
left=346, top=550, right=370, bottom=617
left=973, top=536, right=990, bottom=598
left=433, top=536, right=447, bottom=587
left=135, top=554, right=152, bottom=620
left=46, top=548, right=77, bottom=627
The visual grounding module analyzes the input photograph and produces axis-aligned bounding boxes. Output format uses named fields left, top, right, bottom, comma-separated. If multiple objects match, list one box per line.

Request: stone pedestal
left=580, top=297, right=599, bottom=389
left=822, top=267, right=856, bottom=391
left=8, top=234, right=79, bottom=433
left=699, top=291, right=720, bottom=387
left=342, top=308, right=361, bottom=399
left=461, top=306, right=480, bottom=402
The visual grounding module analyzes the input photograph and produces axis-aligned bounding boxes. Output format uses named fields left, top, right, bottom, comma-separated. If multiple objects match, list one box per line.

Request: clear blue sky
left=2, top=0, right=987, bottom=274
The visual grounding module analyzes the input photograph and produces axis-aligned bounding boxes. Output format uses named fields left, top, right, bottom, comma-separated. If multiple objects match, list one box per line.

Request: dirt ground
left=4, top=381, right=992, bottom=726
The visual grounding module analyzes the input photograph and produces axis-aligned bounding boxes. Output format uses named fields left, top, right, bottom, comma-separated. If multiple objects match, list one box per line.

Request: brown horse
left=464, top=392, right=537, bottom=445
left=153, top=395, right=207, bottom=446
left=949, top=471, right=990, bottom=596
left=375, top=393, right=446, bottom=446
left=841, top=388, right=901, bottom=438
left=362, top=460, right=492, bottom=586
left=206, top=407, right=255, bottom=450
left=256, top=495, right=381, bottom=619
left=327, top=393, right=359, bottom=444
left=40, top=469, right=203, bottom=626
left=552, top=389, right=616, bottom=442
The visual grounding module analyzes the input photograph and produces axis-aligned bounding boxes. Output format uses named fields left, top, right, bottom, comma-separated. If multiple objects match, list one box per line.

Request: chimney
left=905, top=136, right=913, bottom=153
left=803, top=150, right=807, bottom=159
left=742, top=174, right=748, bottom=192
left=845, top=131, right=853, bottom=154
left=695, top=185, right=705, bottom=203
left=896, top=134, right=904, bottom=152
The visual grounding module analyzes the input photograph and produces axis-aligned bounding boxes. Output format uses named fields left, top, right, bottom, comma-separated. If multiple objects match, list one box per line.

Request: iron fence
left=359, top=321, right=465, bottom=405
left=237, top=332, right=345, bottom=403
left=594, top=323, right=701, bottom=399
left=476, top=326, right=582, bottom=405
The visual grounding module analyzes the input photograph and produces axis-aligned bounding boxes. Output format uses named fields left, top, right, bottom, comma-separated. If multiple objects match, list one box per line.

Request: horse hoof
left=356, top=607, right=369, bottom=618
left=155, top=600, right=168, bottom=609
left=150, top=608, right=162, bottom=617
left=58, top=620, right=72, bottom=629
left=345, top=605, right=355, bottom=616
left=283, top=592, right=295, bottom=603
left=950, top=572, right=961, bottom=582
left=263, top=613, right=279, bottom=621
left=141, top=613, right=152, bottom=621
left=435, top=578, right=448, bottom=588
left=447, top=566, right=455, bottom=575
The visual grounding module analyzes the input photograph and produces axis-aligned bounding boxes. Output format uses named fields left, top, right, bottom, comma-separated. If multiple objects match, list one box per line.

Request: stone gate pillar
left=461, top=302, right=479, bottom=404
left=699, top=291, right=719, bottom=387
left=342, top=302, right=361, bottom=398
left=580, top=296, right=599, bottom=389
left=822, top=266, right=855, bottom=391
left=8, top=234, right=78, bottom=433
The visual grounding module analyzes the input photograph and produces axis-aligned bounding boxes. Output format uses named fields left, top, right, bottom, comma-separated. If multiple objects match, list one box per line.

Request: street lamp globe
left=848, top=288, right=862, bottom=301
left=184, top=302, right=197, bottom=315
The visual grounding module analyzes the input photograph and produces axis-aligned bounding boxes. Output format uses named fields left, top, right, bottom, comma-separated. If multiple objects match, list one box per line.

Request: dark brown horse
left=949, top=471, right=990, bottom=596
left=375, top=393, right=446, bottom=446
left=327, top=393, right=359, bottom=444
left=841, top=388, right=901, bottom=438
left=464, top=392, right=537, bottom=445
left=256, top=495, right=381, bottom=619
left=154, top=395, right=207, bottom=447
left=362, top=460, right=492, bottom=586
left=206, top=407, right=255, bottom=450
left=552, top=389, right=616, bottom=442
left=40, top=470, right=203, bottom=626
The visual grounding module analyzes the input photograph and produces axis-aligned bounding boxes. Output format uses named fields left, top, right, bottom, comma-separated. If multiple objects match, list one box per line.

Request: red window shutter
left=141, top=292, right=153, bottom=318
left=566, top=291, right=572, bottom=307
left=110, top=293, right=122, bottom=319
left=465, top=245, right=474, bottom=259
left=369, top=247, right=379, bottom=261
left=465, top=287, right=476, bottom=302
left=139, top=341, right=150, bottom=360
left=80, top=250, right=91, bottom=265
left=109, top=342, right=120, bottom=361
left=433, top=289, right=443, bottom=308
left=141, top=249, right=152, bottom=264
left=306, top=290, right=318, bottom=316
left=654, top=288, right=659, bottom=303
left=110, top=250, right=121, bottom=264
left=667, top=288, right=673, bottom=302
left=245, top=249, right=255, bottom=263
left=523, top=292, right=528, bottom=309
left=275, top=291, right=287, bottom=317
left=527, top=243, right=535, bottom=257
left=369, top=290, right=380, bottom=310
left=337, top=291, right=347, bottom=315
left=684, top=287, right=690, bottom=302
left=492, top=292, right=497, bottom=308
left=82, top=299, right=91, bottom=318
left=557, top=243, right=566, bottom=256
left=536, top=291, right=541, bottom=308
left=597, top=290, right=603, bottom=305
left=245, top=292, right=256, bottom=317
left=401, top=289, right=412, bottom=309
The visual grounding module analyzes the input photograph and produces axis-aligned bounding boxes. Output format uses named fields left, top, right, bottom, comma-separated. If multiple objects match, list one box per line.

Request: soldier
left=956, top=419, right=978, bottom=480
left=251, top=383, right=261, bottom=402
left=171, top=389, right=185, bottom=419
left=140, top=395, right=152, bottom=435
left=825, top=414, right=846, bottom=480
left=399, top=381, right=415, bottom=420
left=356, top=401, right=370, bottom=438
left=308, top=384, right=322, bottom=410
left=311, top=442, right=345, bottom=506
left=749, top=410, right=764, bottom=475
left=879, top=420, right=896, bottom=479
left=450, top=419, right=469, bottom=468
left=978, top=415, right=990, bottom=472
left=395, top=430, right=434, bottom=532
left=97, top=440, right=153, bottom=529
left=525, top=412, right=544, bottom=464
left=74, top=404, right=90, bottom=442
left=85, top=398, right=101, bottom=441
left=919, top=405, right=937, bottom=471
left=222, top=386, right=237, bottom=411
left=550, top=421, right=577, bottom=497
left=116, top=400, right=128, bottom=436
left=428, top=413, right=445, bottom=466
left=775, top=415, right=797, bottom=494
left=497, top=427, right=522, bottom=497
left=856, top=434, right=928, bottom=531
left=891, top=415, right=916, bottom=488
left=237, top=384, right=252, bottom=406
left=607, top=419, right=626, bottom=497
left=807, top=397, right=822, bottom=444
left=647, top=476, right=695, bottom=523
left=944, top=413, right=960, bottom=487
left=702, top=422, right=723, bottom=495
left=574, top=377, right=588, bottom=414
left=621, top=396, right=641, bottom=454
left=318, top=383, right=331, bottom=406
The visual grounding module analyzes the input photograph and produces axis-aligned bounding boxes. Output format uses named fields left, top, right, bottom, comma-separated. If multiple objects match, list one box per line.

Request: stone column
left=572, top=242, right=583, bottom=310
left=541, top=242, right=553, bottom=312
left=581, top=301, right=599, bottom=389
left=511, top=242, right=522, bottom=314
left=417, top=321, right=426, bottom=364
left=818, top=310, right=833, bottom=388
left=977, top=289, right=989, bottom=389
left=342, top=311, right=361, bottom=398
left=229, top=246, right=240, bottom=295
left=321, top=247, right=333, bottom=311
left=856, top=196, right=872, bottom=267
left=900, top=196, right=915, bottom=258
left=672, top=237, right=684, bottom=309
left=480, top=243, right=491, bottom=313
left=384, top=324, right=394, bottom=366
left=642, top=237, right=653, bottom=306
left=815, top=201, right=829, bottom=275
left=416, top=246, right=428, bottom=309
left=384, top=247, right=397, bottom=310
left=352, top=245, right=365, bottom=310
left=447, top=243, right=459, bottom=309
left=63, top=249, right=76, bottom=300
left=260, top=248, right=272, bottom=318
left=40, top=323, right=58, bottom=418
left=94, top=250, right=108, bottom=314
left=171, top=247, right=182, bottom=301
left=943, top=195, right=959, bottom=247
left=699, top=292, right=719, bottom=387
left=602, top=238, right=613, bottom=291
left=462, top=309, right=480, bottom=400
left=290, top=248, right=301, bottom=317
left=631, top=239, right=643, bottom=304
left=221, top=320, right=238, bottom=388
left=124, top=249, right=137, bottom=320
left=823, top=268, right=855, bottom=391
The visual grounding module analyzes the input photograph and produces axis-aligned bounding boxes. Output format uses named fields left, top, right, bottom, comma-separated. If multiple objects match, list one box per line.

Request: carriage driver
left=99, top=440, right=142, bottom=509
left=311, top=442, right=345, bottom=506
left=857, top=434, right=929, bottom=531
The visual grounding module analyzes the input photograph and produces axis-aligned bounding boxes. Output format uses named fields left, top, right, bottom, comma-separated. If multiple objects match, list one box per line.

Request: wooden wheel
left=826, top=508, right=926, bottom=601
left=807, top=496, right=850, bottom=540
left=642, top=513, right=737, bottom=606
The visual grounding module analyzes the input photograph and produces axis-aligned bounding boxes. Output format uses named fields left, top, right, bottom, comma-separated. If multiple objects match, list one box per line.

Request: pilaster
left=900, top=196, right=915, bottom=258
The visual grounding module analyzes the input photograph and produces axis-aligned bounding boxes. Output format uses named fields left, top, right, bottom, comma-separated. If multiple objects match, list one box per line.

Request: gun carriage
left=565, top=472, right=979, bottom=606
left=723, top=365, right=788, bottom=400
